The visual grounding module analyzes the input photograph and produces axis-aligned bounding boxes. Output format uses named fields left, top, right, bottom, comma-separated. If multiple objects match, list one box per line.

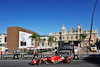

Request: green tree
left=79, top=34, right=87, bottom=41
left=29, top=33, right=40, bottom=55
left=41, top=38, right=46, bottom=46
left=79, top=34, right=87, bottom=48
left=72, top=28, right=76, bottom=33
left=68, top=28, right=76, bottom=33
left=29, top=33, right=39, bottom=39
left=53, top=37, right=57, bottom=47
left=48, top=36, right=54, bottom=47
left=36, top=37, right=42, bottom=46
left=30, top=33, right=42, bottom=47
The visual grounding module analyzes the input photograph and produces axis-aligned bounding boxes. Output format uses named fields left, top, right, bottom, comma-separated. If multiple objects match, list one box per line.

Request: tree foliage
left=72, top=28, right=76, bottom=33
left=79, top=34, right=87, bottom=41
left=36, top=37, right=41, bottom=42
left=29, top=33, right=39, bottom=39
left=48, top=36, right=54, bottom=42
left=68, top=28, right=76, bottom=33
left=48, top=36, right=55, bottom=46
left=53, top=37, right=57, bottom=42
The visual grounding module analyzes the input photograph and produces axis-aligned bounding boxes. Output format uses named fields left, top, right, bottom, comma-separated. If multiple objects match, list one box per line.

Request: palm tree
left=79, top=34, right=87, bottom=41
left=48, top=36, right=54, bottom=47
left=29, top=33, right=40, bottom=59
left=29, top=33, right=39, bottom=50
left=48, top=36, right=54, bottom=53
left=29, top=33, right=39, bottom=39
left=36, top=37, right=42, bottom=46
left=79, top=34, right=87, bottom=48
left=29, top=33, right=40, bottom=44
left=53, top=37, right=57, bottom=47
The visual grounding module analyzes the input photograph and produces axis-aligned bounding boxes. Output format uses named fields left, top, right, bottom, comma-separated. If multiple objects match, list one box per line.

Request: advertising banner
left=19, top=31, right=35, bottom=48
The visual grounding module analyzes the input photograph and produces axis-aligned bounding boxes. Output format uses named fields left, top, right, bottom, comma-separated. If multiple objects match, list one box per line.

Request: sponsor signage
left=19, top=31, right=35, bottom=48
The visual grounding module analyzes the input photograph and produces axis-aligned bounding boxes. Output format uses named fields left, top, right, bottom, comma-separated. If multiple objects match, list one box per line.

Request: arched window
left=67, top=36, right=69, bottom=39
left=71, top=36, right=73, bottom=39
left=38, top=43, right=39, bottom=46
left=42, top=42, right=44, bottom=46
left=63, top=36, right=64, bottom=39
left=75, top=36, right=77, bottom=39
left=55, top=37, right=56, bottom=40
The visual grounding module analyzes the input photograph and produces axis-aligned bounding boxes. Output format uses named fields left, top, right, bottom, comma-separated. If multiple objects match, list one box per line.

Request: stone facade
left=37, top=35, right=58, bottom=49
left=50, top=24, right=98, bottom=47
left=37, top=35, right=49, bottom=48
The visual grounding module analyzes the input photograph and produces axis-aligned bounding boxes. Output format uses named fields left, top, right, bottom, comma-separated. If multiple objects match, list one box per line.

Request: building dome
left=61, top=24, right=67, bottom=31
left=77, top=24, right=82, bottom=29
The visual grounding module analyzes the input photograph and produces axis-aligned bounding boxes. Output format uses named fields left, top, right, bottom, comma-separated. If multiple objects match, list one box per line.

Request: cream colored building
left=0, top=34, right=7, bottom=46
left=37, top=35, right=49, bottom=48
left=98, top=37, right=100, bottom=42
left=0, top=34, right=8, bottom=54
left=37, top=35, right=58, bottom=49
left=50, top=24, right=98, bottom=48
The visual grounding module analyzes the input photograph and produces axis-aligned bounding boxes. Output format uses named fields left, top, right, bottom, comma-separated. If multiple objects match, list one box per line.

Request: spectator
left=55, top=47, right=57, bottom=55
left=32, top=50, right=38, bottom=60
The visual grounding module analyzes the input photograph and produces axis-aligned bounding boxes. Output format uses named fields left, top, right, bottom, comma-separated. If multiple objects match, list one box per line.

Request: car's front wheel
left=37, top=59, right=43, bottom=65
left=29, top=62, right=33, bottom=65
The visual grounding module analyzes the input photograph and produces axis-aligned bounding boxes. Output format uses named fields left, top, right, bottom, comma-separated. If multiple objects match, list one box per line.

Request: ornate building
left=50, top=24, right=98, bottom=47
left=37, top=35, right=58, bottom=49
left=37, top=35, right=49, bottom=49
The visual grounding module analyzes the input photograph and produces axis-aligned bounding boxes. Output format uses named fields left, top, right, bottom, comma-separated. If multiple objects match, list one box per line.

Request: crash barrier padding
left=0, top=54, right=100, bottom=59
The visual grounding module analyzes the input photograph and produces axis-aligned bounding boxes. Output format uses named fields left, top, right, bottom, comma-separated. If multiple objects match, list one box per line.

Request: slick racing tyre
left=37, top=59, right=43, bottom=65
left=29, top=62, right=34, bottom=65
left=66, top=59, right=71, bottom=64
left=44, top=61, right=49, bottom=65
left=29, top=62, right=32, bottom=65
left=53, top=60, right=58, bottom=64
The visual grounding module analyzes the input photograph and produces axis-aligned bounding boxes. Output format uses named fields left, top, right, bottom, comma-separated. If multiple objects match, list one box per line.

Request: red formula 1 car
left=29, top=57, right=48, bottom=65
left=48, top=55, right=71, bottom=64
left=29, top=55, right=71, bottom=65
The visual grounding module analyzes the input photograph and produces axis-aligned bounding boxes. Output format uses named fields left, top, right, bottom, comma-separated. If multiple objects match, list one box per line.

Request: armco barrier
left=0, top=54, right=100, bottom=59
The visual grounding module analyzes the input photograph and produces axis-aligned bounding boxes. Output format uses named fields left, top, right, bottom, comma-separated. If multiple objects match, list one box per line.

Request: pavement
left=77, top=47, right=100, bottom=54
left=0, top=59, right=100, bottom=67
left=38, top=48, right=100, bottom=55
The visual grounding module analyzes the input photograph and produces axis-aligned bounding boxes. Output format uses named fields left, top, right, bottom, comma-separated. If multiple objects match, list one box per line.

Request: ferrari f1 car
left=29, top=57, right=49, bottom=65
left=29, top=55, right=72, bottom=65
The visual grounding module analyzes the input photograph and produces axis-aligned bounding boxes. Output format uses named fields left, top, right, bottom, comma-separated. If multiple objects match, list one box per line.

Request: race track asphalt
left=0, top=59, right=100, bottom=67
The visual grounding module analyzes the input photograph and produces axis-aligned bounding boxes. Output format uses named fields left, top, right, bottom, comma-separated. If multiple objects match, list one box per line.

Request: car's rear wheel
left=66, top=59, right=71, bottom=64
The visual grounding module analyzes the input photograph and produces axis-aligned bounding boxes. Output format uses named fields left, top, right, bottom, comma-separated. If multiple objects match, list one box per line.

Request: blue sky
left=0, top=0, right=100, bottom=36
